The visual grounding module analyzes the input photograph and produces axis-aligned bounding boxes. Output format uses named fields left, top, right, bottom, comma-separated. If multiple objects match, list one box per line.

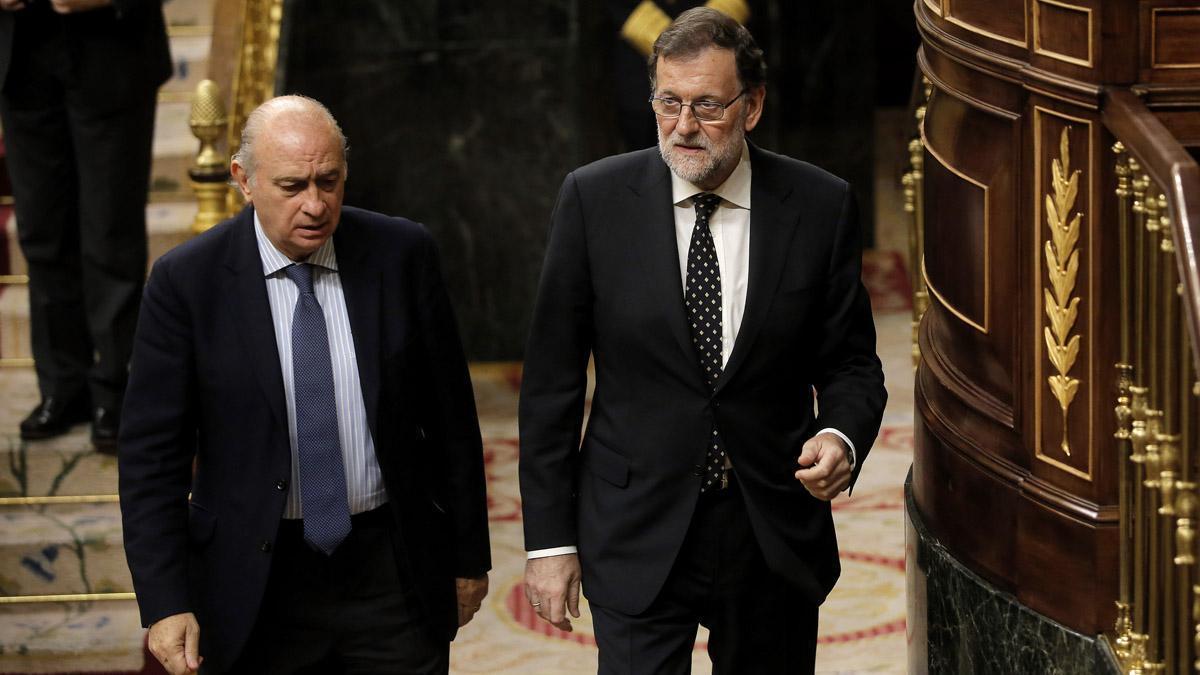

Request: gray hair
left=232, top=94, right=350, bottom=184
left=648, top=7, right=766, bottom=92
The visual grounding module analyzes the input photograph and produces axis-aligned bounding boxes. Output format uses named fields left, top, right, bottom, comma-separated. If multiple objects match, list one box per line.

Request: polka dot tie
left=285, top=263, right=352, bottom=555
left=684, top=193, right=727, bottom=493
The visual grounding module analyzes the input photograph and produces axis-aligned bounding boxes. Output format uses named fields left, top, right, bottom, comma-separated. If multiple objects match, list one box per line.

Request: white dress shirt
left=254, top=213, right=386, bottom=518
left=527, top=144, right=855, bottom=559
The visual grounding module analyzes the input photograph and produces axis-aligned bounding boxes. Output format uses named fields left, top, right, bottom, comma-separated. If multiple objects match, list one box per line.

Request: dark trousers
left=0, top=20, right=154, bottom=409
left=590, top=479, right=820, bottom=675
left=228, top=506, right=448, bottom=675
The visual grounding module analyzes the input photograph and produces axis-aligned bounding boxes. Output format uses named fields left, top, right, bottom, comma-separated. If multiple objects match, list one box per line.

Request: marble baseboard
left=905, top=470, right=1121, bottom=674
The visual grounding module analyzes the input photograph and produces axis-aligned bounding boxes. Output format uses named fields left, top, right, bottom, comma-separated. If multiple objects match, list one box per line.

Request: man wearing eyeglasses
left=519, top=7, right=886, bottom=673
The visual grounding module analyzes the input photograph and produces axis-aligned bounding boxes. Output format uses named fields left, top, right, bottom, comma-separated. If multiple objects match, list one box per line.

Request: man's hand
left=523, top=553, right=582, bottom=632
left=49, top=0, right=112, bottom=13
left=0, top=0, right=26, bottom=12
left=455, top=574, right=489, bottom=627
left=794, top=432, right=852, bottom=500
left=147, top=612, right=201, bottom=675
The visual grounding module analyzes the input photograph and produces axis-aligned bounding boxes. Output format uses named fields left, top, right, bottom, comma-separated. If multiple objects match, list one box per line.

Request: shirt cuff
left=527, top=546, right=578, bottom=559
left=815, top=427, right=856, bottom=470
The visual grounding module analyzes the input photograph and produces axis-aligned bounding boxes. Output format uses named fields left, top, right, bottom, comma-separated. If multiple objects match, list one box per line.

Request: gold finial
left=189, top=79, right=231, bottom=235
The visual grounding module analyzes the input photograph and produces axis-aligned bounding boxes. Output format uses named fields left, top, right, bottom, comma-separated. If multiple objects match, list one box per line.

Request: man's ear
left=230, top=160, right=254, bottom=202
left=742, top=85, right=766, bottom=132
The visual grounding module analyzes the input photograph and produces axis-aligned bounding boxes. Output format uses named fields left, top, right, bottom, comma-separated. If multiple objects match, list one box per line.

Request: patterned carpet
left=0, top=253, right=914, bottom=674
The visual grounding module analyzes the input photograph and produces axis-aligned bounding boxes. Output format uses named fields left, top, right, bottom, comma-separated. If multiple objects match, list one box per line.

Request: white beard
left=657, top=119, right=745, bottom=188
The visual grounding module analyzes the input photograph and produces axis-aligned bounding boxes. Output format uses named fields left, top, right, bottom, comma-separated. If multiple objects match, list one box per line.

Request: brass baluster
left=1133, top=386, right=1151, bottom=639
left=1147, top=410, right=1165, bottom=663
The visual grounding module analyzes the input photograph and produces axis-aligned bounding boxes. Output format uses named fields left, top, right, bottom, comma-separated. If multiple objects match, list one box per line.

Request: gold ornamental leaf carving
left=1044, top=329, right=1080, bottom=376
left=1043, top=291, right=1080, bottom=341
left=1048, top=374, right=1080, bottom=409
left=1042, top=126, right=1084, bottom=458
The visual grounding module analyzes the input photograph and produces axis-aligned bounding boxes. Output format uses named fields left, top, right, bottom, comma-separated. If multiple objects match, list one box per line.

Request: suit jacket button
left=260, top=540, right=272, bottom=553
left=692, top=464, right=705, bottom=476
left=275, top=480, right=287, bottom=491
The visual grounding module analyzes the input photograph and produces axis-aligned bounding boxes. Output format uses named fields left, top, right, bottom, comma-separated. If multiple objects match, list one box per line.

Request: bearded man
left=517, top=8, right=886, bottom=674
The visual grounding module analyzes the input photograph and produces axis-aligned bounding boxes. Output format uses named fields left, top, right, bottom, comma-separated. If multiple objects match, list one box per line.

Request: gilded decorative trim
left=1043, top=127, right=1083, bottom=458
left=1032, top=0, right=1094, bottom=68
left=620, top=0, right=672, bottom=58
left=1033, top=107, right=1094, bottom=480
left=225, top=0, right=285, bottom=216
left=0, top=358, right=34, bottom=368
left=0, top=274, right=28, bottom=284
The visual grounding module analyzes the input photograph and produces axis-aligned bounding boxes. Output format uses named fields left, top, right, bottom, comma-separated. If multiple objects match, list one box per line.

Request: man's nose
left=301, top=185, right=327, bottom=217
left=675, top=105, right=700, bottom=135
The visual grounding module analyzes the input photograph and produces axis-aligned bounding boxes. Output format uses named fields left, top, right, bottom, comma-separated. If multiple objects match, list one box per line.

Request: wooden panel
left=913, top=394, right=1019, bottom=591
left=1033, top=0, right=1093, bottom=67
left=1016, top=488, right=1118, bottom=634
left=921, top=84, right=1019, bottom=414
left=923, top=147, right=988, bottom=333
left=946, top=0, right=1028, bottom=47
left=1151, top=7, right=1200, bottom=68
left=1032, top=108, right=1096, bottom=482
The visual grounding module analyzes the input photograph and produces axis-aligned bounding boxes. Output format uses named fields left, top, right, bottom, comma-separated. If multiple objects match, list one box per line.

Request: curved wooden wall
left=912, top=0, right=1200, bottom=635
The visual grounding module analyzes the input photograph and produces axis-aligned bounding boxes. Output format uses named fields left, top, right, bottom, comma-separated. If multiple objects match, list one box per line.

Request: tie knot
left=284, top=263, right=315, bottom=295
left=693, top=193, right=720, bottom=221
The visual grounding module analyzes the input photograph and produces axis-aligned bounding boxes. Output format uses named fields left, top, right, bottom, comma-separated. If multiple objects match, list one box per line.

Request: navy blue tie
left=284, top=263, right=351, bottom=555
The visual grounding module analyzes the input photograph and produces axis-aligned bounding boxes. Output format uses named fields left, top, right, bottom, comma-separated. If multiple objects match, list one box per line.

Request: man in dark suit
left=0, top=0, right=170, bottom=452
left=519, top=9, right=886, bottom=673
left=119, top=96, right=491, bottom=674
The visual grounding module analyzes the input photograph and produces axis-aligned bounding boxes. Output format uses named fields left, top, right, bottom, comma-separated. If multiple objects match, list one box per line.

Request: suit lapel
left=628, top=151, right=699, bottom=368
left=332, top=217, right=382, bottom=442
left=226, top=208, right=288, bottom=434
left=716, top=144, right=800, bottom=393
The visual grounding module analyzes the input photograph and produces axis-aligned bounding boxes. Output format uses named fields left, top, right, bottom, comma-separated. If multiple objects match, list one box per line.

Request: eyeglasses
left=649, top=89, right=747, bottom=122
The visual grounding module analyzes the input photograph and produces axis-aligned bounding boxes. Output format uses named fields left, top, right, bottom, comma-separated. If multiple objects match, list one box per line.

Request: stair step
left=0, top=503, right=132, bottom=598
left=0, top=600, right=145, bottom=672
left=0, top=435, right=119, bottom=499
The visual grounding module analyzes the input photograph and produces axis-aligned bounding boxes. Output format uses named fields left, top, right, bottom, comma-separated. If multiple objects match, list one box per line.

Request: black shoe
left=19, top=396, right=90, bottom=440
left=91, top=407, right=121, bottom=456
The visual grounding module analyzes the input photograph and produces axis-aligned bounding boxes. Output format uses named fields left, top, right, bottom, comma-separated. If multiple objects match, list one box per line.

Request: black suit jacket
left=0, top=0, right=171, bottom=106
left=119, top=206, right=491, bottom=672
left=519, top=144, right=886, bottom=615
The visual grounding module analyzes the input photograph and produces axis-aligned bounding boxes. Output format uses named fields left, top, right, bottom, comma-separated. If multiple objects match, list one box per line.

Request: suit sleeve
left=118, top=255, right=198, bottom=627
left=518, top=172, right=594, bottom=551
left=415, top=230, right=492, bottom=578
left=811, top=185, right=887, bottom=486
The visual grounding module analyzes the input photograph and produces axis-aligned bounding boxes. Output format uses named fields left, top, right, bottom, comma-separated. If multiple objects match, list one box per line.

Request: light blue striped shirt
left=253, top=213, right=386, bottom=518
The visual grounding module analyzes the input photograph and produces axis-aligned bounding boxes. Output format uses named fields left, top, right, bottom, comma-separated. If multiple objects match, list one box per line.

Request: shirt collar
left=253, top=209, right=339, bottom=277
left=670, top=141, right=751, bottom=210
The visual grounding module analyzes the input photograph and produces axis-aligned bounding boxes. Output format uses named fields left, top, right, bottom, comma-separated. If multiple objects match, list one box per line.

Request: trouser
left=590, top=478, right=820, bottom=674
left=0, top=24, right=155, bottom=409
left=228, top=505, right=449, bottom=674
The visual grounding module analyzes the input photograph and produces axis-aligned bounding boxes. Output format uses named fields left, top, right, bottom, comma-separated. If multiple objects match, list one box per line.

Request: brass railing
left=1106, top=88, right=1200, bottom=674
left=903, top=75, right=932, bottom=370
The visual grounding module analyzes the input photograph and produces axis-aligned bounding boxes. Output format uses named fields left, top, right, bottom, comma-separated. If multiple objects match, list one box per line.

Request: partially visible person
left=0, top=0, right=170, bottom=453
left=119, top=95, right=490, bottom=674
